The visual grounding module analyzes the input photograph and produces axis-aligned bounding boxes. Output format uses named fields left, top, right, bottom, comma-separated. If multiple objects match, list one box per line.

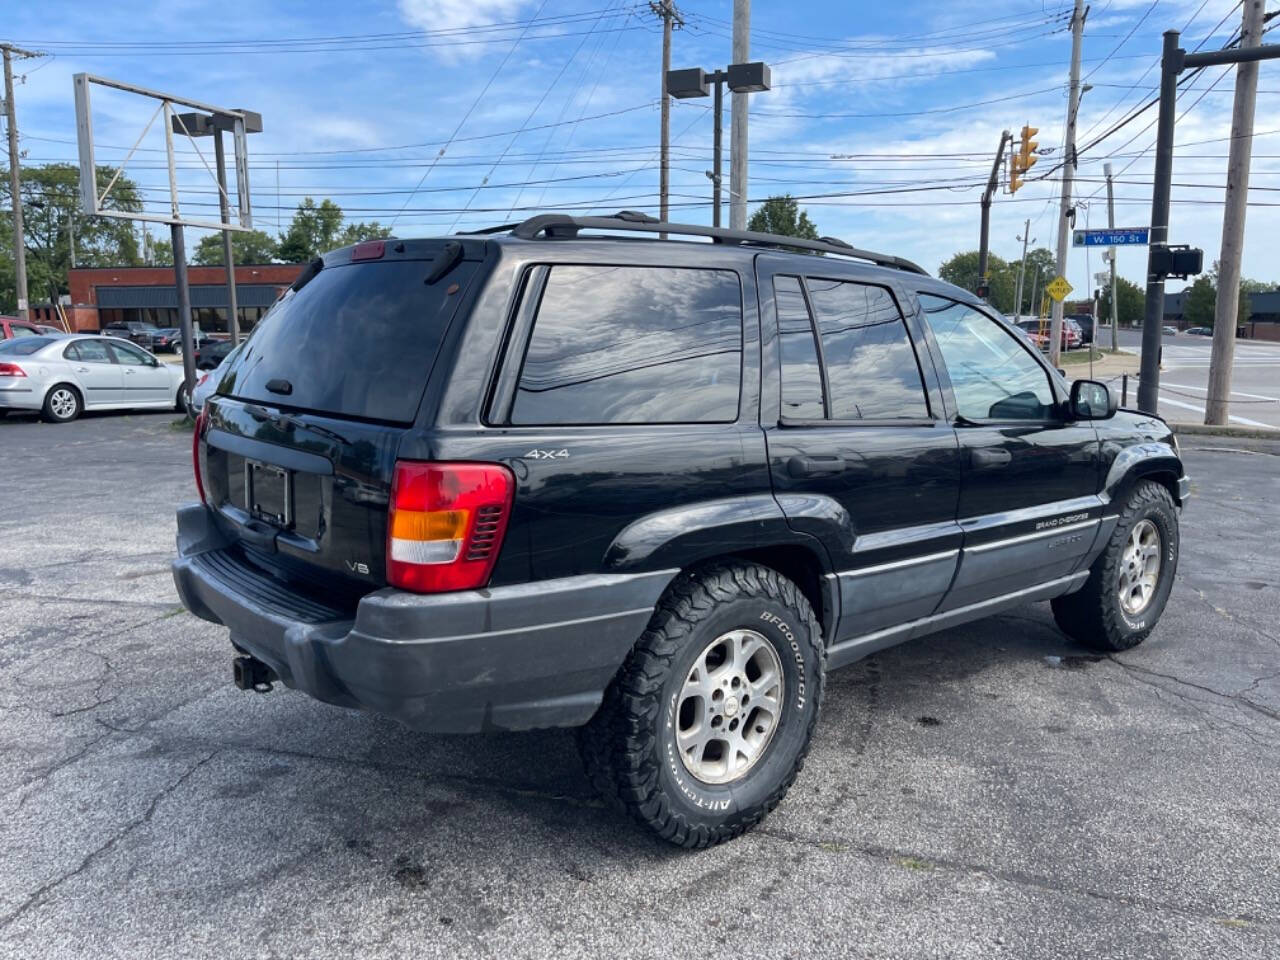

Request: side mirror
left=1070, top=379, right=1117, bottom=420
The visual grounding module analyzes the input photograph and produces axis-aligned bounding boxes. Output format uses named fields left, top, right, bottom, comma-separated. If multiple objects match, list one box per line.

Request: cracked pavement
left=1, top=411, right=1277, bottom=959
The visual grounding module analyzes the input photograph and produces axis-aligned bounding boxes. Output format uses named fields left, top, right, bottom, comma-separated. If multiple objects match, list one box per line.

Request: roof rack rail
left=495, top=211, right=927, bottom=275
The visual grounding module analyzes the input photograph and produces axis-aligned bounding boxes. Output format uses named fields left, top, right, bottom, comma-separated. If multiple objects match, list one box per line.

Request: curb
left=1171, top=422, right=1279, bottom=440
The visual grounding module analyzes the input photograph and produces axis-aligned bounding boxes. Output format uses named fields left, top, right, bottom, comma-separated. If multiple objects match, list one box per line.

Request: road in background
left=1102, top=327, right=1280, bottom=429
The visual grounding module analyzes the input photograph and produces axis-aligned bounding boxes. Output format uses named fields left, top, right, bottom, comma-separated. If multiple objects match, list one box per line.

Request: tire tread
left=578, top=561, right=825, bottom=848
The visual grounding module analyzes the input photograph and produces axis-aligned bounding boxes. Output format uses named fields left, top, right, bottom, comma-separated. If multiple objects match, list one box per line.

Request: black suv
left=173, top=214, right=1189, bottom=847
left=103, top=321, right=160, bottom=349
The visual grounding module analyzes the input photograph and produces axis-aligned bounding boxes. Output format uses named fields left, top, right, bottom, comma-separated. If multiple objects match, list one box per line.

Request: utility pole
left=1049, top=0, right=1086, bottom=367
left=977, top=130, right=1013, bottom=301
left=213, top=128, right=241, bottom=344
left=1136, top=30, right=1280, bottom=414
left=1137, top=32, right=1183, bottom=414
left=1104, top=162, right=1118, bottom=352
left=1015, top=220, right=1033, bottom=319
left=1206, top=0, right=1265, bottom=425
left=651, top=1, right=683, bottom=226
left=729, top=0, right=750, bottom=229
left=3, top=43, right=41, bottom=321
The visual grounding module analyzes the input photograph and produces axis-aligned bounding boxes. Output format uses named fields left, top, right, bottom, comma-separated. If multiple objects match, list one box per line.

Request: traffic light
left=1010, top=125, right=1039, bottom=194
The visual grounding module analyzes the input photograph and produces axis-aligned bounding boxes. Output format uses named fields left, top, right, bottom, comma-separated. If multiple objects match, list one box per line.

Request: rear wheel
left=579, top=562, right=825, bottom=848
left=176, top=382, right=192, bottom=416
left=1052, top=480, right=1179, bottom=651
left=42, top=384, right=82, bottom=423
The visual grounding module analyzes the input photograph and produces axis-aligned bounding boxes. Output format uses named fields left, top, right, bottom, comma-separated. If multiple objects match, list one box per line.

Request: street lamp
left=172, top=108, right=263, bottom=345
left=666, top=61, right=770, bottom=228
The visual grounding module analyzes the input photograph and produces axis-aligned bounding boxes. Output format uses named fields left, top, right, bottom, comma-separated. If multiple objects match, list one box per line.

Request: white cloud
left=397, top=0, right=531, bottom=36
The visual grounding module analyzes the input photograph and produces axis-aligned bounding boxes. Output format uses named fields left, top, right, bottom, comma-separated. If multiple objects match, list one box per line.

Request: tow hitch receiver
left=233, top=656, right=278, bottom=693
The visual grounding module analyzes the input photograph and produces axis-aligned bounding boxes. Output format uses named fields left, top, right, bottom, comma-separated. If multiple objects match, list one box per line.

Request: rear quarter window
left=509, top=264, right=743, bottom=425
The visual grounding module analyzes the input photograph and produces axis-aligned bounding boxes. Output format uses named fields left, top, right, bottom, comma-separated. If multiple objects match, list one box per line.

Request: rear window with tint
left=0, top=336, right=53, bottom=355
left=510, top=264, right=742, bottom=425
left=223, top=257, right=475, bottom=423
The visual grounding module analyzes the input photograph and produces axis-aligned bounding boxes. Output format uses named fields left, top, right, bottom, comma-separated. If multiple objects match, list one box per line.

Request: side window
left=774, top=276, right=825, bottom=419
left=804, top=277, right=930, bottom=420
left=919, top=294, right=1055, bottom=420
left=70, top=340, right=113, bottom=364
left=12, top=325, right=36, bottom=337
left=510, top=265, right=742, bottom=425
left=107, top=341, right=149, bottom=366
left=63, top=342, right=82, bottom=362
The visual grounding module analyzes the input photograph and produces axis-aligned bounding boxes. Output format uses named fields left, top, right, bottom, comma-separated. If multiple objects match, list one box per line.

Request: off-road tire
left=42, top=384, right=83, bottom=423
left=578, top=561, right=825, bottom=848
left=1051, top=480, right=1179, bottom=651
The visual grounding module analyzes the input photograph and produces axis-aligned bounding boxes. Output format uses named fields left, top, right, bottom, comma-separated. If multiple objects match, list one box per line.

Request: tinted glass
left=0, top=336, right=52, bottom=356
left=805, top=278, right=928, bottom=420
left=225, top=256, right=476, bottom=423
left=511, top=265, right=742, bottom=425
left=774, top=276, right=825, bottom=419
left=919, top=294, right=1055, bottom=420
left=69, top=340, right=113, bottom=363
left=107, top=341, right=150, bottom=366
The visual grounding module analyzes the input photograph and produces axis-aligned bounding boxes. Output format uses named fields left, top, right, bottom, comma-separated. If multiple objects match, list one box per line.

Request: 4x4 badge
left=523, top=448, right=570, bottom=460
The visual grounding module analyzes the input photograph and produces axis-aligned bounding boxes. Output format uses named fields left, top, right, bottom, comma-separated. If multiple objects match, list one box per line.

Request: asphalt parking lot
left=1, top=412, right=1277, bottom=959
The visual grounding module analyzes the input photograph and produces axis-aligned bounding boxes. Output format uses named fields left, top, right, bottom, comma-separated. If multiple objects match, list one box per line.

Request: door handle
left=76, top=366, right=89, bottom=373
left=124, top=368, right=135, bottom=375
left=787, top=454, right=847, bottom=478
left=970, top=447, right=1012, bottom=468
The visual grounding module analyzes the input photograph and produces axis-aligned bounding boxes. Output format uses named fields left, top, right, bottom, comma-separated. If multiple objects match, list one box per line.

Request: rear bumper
left=171, top=503, right=672, bottom=733
left=0, top=385, right=41, bottom=410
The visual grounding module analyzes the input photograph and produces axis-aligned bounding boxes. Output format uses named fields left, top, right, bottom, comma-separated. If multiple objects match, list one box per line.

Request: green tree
left=275, top=197, right=391, bottom=262
left=192, top=229, right=279, bottom=265
left=338, top=220, right=392, bottom=246
left=1182, top=275, right=1216, bottom=327
left=938, top=250, right=1018, bottom=314
left=276, top=198, right=344, bottom=262
left=1098, top=276, right=1145, bottom=328
left=747, top=195, right=819, bottom=245
left=0, top=163, right=145, bottom=311
left=147, top=236, right=174, bottom=266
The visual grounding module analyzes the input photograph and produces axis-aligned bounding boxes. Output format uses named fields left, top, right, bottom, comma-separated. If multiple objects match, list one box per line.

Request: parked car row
left=1014, top=317, right=1085, bottom=352
left=0, top=334, right=190, bottom=423
left=102, top=322, right=220, bottom=353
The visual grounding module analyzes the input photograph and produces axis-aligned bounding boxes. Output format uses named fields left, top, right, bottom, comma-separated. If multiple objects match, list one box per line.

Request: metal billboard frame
left=73, top=72, right=254, bottom=232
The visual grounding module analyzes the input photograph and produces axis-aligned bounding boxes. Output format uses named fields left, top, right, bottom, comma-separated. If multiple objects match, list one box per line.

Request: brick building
left=30, top=263, right=304, bottom=334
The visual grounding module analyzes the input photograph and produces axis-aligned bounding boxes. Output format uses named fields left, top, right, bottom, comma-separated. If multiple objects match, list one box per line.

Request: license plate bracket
left=245, top=460, right=293, bottom=529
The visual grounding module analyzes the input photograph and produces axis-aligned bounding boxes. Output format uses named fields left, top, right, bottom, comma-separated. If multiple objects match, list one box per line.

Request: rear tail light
left=387, top=461, right=514, bottom=593
left=192, top=406, right=209, bottom=504
left=0, top=363, right=26, bottom=378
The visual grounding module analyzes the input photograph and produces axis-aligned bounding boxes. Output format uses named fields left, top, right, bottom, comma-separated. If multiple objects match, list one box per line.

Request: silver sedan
left=0, top=334, right=189, bottom=423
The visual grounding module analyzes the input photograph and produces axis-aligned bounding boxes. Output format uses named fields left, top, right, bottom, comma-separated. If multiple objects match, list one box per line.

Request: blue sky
left=6, top=0, right=1276, bottom=294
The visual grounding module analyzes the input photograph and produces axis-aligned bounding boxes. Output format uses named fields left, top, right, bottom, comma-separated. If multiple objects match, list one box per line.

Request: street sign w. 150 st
left=1073, top=228, right=1149, bottom=246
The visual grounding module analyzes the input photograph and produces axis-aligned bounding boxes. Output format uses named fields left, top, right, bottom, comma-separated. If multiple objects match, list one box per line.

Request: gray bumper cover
left=171, top=503, right=673, bottom=733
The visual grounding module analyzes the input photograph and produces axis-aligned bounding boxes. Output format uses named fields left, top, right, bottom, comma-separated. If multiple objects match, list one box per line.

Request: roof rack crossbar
left=502, top=212, right=927, bottom=275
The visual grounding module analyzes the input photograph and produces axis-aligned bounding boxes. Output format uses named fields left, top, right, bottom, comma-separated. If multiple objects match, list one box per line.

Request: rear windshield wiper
left=424, top=240, right=464, bottom=285
left=291, top=256, right=324, bottom=292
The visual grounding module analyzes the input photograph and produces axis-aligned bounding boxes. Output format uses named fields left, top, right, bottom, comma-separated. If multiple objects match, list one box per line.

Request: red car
left=0, top=317, right=44, bottom=341
left=1015, top=318, right=1082, bottom=351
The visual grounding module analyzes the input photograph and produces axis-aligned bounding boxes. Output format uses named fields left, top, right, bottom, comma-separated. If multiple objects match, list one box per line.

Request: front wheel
left=579, top=562, right=825, bottom=848
left=1052, top=480, right=1180, bottom=651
